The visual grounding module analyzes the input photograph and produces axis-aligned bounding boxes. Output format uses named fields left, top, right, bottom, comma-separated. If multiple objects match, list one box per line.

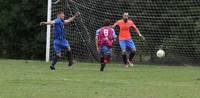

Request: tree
left=0, top=0, right=47, bottom=59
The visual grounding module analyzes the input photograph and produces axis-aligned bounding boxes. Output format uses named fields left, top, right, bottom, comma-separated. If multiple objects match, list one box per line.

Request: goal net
left=48, top=0, right=200, bottom=64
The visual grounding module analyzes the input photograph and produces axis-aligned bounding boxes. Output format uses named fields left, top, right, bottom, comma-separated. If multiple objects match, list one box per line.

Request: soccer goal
left=46, top=0, right=200, bottom=64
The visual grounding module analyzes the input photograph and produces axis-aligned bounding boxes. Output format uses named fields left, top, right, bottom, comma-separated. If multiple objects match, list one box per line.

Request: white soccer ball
left=156, top=49, right=165, bottom=58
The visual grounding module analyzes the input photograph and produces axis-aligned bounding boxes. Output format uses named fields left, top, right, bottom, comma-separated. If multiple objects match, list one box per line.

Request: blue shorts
left=53, top=39, right=70, bottom=54
left=100, top=46, right=111, bottom=56
left=119, top=39, right=136, bottom=50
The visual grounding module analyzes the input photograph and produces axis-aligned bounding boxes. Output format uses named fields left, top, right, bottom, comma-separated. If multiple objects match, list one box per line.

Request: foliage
left=0, top=0, right=46, bottom=59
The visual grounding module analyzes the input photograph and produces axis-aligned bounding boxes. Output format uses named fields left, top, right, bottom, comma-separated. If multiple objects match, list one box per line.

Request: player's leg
left=67, top=47, right=74, bottom=66
left=105, top=49, right=112, bottom=64
left=100, top=46, right=106, bottom=71
left=62, top=39, right=74, bottom=66
left=103, top=48, right=112, bottom=64
left=50, top=40, right=62, bottom=70
left=100, top=55, right=105, bottom=71
left=99, top=46, right=111, bottom=71
left=127, top=39, right=136, bottom=66
left=119, top=40, right=128, bottom=68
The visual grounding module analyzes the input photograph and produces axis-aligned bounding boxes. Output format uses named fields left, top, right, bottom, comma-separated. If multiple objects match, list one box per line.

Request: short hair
left=57, top=11, right=64, bottom=15
left=103, top=19, right=110, bottom=26
left=124, top=11, right=128, bottom=13
left=123, top=12, right=129, bottom=15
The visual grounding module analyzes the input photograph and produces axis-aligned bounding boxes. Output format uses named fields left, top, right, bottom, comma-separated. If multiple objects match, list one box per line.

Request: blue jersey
left=54, top=17, right=65, bottom=40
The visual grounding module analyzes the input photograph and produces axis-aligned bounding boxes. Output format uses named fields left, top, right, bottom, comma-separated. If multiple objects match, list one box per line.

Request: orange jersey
left=112, top=19, right=139, bottom=40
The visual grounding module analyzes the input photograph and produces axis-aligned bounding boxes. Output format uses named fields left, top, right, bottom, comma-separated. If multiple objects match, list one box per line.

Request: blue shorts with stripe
left=53, top=39, right=70, bottom=54
left=119, top=39, right=136, bottom=50
left=100, top=46, right=111, bottom=56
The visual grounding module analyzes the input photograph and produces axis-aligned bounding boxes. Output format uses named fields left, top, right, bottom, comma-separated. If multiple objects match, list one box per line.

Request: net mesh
left=50, top=0, right=200, bottom=64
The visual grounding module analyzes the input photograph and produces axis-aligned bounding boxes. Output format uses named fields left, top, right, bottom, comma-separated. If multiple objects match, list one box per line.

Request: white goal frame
left=46, top=0, right=52, bottom=62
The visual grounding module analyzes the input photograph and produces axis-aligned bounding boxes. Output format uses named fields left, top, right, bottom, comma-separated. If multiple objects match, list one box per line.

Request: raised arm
left=64, top=12, right=80, bottom=24
left=40, top=20, right=55, bottom=26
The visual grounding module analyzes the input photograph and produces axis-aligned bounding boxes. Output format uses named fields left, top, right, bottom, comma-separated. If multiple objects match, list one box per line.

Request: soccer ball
left=156, top=49, right=165, bottom=58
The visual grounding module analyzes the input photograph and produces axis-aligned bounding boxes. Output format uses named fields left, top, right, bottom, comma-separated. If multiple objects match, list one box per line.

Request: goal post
left=46, top=0, right=52, bottom=62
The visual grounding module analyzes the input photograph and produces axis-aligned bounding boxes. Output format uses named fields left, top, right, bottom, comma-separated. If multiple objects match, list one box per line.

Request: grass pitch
left=0, top=59, right=200, bottom=98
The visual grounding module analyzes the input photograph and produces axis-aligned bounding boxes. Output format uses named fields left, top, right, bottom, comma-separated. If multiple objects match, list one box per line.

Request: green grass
left=0, top=59, right=200, bottom=98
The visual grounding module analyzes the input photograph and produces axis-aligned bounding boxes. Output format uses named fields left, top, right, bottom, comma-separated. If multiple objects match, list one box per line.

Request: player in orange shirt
left=113, top=12, right=145, bottom=68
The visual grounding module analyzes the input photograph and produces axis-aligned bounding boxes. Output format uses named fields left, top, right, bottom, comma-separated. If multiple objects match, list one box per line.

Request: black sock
left=100, top=64, right=106, bottom=71
left=129, top=51, right=136, bottom=61
left=100, top=57, right=106, bottom=71
left=67, top=51, right=73, bottom=66
left=100, top=57, right=104, bottom=64
left=51, top=55, right=59, bottom=67
left=122, top=54, right=128, bottom=64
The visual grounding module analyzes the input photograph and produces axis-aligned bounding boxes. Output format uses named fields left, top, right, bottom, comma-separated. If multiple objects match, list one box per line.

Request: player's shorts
left=100, top=46, right=112, bottom=56
left=119, top=39, right=136, bottom=50
left=53, top=39, right=70, bottom=54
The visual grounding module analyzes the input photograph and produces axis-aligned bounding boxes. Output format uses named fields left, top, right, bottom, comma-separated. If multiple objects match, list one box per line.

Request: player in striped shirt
left=96, top=19, right=117, bottom=71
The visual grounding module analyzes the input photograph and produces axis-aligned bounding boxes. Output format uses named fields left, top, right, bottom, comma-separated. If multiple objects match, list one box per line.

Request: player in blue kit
left=40, top=11, right=80, bottom=70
